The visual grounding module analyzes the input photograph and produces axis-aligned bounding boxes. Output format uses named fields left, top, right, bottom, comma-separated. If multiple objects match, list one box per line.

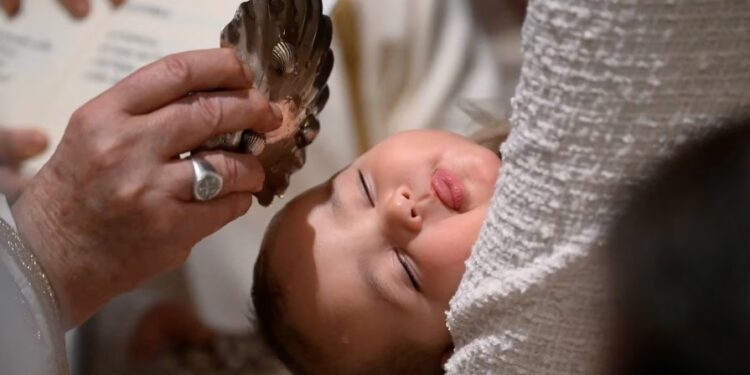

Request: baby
left=252, top=129, right=502, bottom=374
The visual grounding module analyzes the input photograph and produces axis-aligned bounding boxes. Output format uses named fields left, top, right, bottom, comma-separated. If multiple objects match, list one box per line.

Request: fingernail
left=270, top=103, right=283, bottom=123
left=70, top=0, right=89, bottom=18
left=2, top=0, right=20, bottom=16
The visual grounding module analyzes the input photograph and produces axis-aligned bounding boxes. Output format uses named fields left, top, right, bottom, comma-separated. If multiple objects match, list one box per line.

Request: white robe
left=0, top=195, right=67, bottom=374
left=447, top=1, right=750, bottom=374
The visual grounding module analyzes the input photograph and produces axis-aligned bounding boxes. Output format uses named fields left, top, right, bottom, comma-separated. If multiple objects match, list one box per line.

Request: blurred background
left=1, top=0, right=525, bottom=373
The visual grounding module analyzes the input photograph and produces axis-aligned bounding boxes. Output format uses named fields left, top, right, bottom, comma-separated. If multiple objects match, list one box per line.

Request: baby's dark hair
left=606, top=116, right=750, bottom=375
left=251, top=210, right=445, bottom=375
left=251, top=250, right=308, bottom=374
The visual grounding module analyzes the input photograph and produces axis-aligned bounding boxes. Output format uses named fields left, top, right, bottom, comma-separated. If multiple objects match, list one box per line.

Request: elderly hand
left=0, top=128, right=48, bottom=203
left=12, top=48, right=281, bottom=328
left=2, top=0, right=125, bottom=18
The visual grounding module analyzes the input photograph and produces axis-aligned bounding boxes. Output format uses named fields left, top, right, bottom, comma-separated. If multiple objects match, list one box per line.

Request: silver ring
left=191, top=157, right=223, bottom=201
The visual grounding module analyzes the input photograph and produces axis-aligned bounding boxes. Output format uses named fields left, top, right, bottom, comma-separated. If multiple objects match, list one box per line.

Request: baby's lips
left=431, top=168, right=466, bottom=211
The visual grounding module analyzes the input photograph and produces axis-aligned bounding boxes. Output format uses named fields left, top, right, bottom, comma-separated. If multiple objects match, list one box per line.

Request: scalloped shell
left=271, top=41, right=296, bottom=74
left=242, top=131, right=266, bottom=156
left=296, top=116, right=320, bottom=147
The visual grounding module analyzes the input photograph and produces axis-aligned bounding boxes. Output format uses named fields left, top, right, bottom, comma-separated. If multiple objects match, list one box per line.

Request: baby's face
left=263, top=130, right=500, bottom=370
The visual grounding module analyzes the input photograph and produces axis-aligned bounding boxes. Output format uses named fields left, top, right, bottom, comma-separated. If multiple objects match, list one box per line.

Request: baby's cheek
left=419, top=241, right=468, bottom=303
left=409, top=218, right=480, bottom=302
left=419, top=210, right=486, bottom=266
left=425, top=238, right=472, bottom=266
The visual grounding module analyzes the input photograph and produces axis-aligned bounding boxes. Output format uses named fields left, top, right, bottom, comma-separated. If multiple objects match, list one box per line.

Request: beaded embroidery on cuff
left=0, top=218, right=61, bottom=323
left=0, top=217, right=67, bottom=373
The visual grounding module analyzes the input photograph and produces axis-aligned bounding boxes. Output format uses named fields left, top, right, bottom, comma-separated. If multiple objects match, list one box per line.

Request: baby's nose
left=384, top=186, right=423, bottom=235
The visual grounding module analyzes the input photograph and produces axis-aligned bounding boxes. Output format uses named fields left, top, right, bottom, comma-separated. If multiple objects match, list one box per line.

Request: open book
left=0, top=0, right=245, bottom=169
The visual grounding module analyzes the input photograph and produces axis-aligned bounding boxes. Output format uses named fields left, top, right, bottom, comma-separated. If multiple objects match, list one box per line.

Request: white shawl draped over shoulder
left=447, top=1, right=750, bottom=374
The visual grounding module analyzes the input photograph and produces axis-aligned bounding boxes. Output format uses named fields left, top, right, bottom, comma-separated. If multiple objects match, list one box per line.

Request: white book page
left=0, top=0, right=113, bottom=124
left=1, top=0, right=242, bottom=168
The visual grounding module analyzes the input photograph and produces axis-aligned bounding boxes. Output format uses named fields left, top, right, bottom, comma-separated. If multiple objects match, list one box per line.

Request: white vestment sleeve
left=0, top=194, right=68, bottom=374
left=446, top=1, right=750, bottom=374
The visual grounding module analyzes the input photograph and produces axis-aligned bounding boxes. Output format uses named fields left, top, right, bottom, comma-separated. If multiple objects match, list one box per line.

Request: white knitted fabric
left=447, top=1, right=750, bottom=374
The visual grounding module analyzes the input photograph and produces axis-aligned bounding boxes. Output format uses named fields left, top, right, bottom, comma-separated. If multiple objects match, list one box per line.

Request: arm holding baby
left=446, top=1, right=750, bottom=374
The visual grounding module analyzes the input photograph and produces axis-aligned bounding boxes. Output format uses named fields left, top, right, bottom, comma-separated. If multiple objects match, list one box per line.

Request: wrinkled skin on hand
left=1, top=0, right=125, bottom=18
left=0, top=128, right=48, bottom=204
left=11, top=48, right=281, bottom=329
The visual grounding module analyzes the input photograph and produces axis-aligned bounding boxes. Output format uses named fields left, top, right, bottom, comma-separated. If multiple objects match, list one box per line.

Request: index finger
left=106, top=49, right=253, bottom=115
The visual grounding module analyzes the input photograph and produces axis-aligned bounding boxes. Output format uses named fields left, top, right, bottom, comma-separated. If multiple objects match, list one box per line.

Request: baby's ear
left=441, top=343, right=455, bottom=372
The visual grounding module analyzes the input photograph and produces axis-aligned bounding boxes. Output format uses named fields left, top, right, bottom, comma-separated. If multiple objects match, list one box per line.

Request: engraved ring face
left=192, top=158, right=224, bottom=202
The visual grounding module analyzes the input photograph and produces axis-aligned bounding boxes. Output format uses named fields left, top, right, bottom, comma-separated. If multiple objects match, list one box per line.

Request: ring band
left=191, top=157, right=223, bottom=201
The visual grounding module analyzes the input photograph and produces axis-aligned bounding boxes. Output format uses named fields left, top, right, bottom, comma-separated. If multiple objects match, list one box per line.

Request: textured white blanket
left=447, top=1, right=750, bottom=373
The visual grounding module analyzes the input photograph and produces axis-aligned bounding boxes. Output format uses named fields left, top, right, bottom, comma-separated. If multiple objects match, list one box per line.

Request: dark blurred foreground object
left=607, top=117, right=750, bottom=375
left=129, top=302, right=287, bottom=374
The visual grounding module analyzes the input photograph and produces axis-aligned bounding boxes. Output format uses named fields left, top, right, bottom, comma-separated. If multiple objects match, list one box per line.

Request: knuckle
left=246, top=90, right=272, bottom=116
left=90, top=138, right=118, bottom=160
left=194, top=95, right=223, bottom=133
left=69, top=105, right=96, bottom=129
left=246, top=89, right=269, bottom=109
left=162, top=54, right=192, bottom=85
left=89, top=137, right=129, bottom=170
left=150, top=210, right=176, bottom=238
left=112, top=182, right=146, bottom=206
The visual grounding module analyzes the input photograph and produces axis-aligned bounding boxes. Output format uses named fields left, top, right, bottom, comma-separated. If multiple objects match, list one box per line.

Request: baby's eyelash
left=358, top=169, right=375, bottom=207
left=395, top=249, right=421, bottom=292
